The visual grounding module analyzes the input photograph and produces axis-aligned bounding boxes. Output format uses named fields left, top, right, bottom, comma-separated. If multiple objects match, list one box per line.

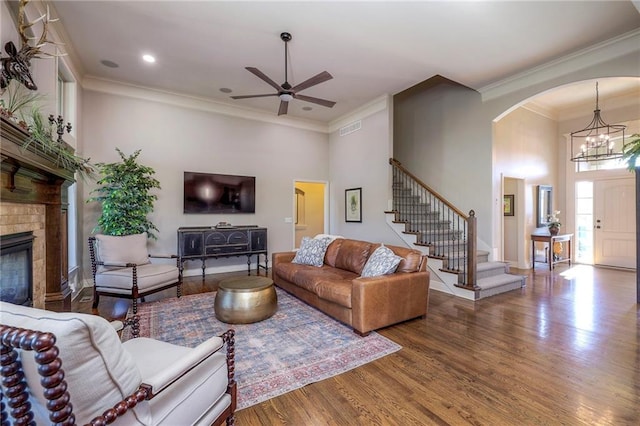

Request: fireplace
left=0, top=231, right=34, bottom=306
left=1, top=117, right=72, bottom=311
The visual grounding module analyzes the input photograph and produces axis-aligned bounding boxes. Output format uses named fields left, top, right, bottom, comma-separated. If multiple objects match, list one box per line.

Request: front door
left=594, top=177, right=636, bottom=269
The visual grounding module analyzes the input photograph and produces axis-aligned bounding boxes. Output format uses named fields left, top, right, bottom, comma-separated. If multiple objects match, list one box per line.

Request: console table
left=177, top=226, right=267, bottom=278
left=531, top=233, right=573, bottom=271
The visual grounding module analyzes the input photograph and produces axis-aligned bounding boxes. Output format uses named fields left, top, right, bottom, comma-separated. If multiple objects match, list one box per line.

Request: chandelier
left=570, top=82, right=626, bottom=162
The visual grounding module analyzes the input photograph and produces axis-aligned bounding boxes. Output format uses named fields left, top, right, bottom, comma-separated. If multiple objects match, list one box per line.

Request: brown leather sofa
left=272, top=238, right=430, bottom=336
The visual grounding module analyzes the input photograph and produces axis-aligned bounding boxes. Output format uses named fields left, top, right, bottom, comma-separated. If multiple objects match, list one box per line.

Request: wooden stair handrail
left=390, top=157, right=477, bottom=287
left=390, top=158, right=469, bottom=219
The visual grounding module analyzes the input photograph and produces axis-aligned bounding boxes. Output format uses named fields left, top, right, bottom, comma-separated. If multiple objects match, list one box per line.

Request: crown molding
left=81, top=76, right=330, bottom=134
left=328, top=95, right=390, bottom=133
left=480, top=29, right=640, bottom=102
left=520, top=102, right=557, bottom=121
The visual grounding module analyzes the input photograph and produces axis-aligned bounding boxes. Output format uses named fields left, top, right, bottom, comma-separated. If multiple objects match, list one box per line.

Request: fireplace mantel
left=1, top=117, right=74, bottom=311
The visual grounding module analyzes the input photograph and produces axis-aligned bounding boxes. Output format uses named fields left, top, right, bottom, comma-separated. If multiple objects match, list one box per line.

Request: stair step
left=418, top=230, right=464, bottom=242
left=477, top=273, right=526, bottom=290
left=475, top=274, right=527, bottom=299
left=393, top=203, right=432, bottom=210
left=397, top=212, right=439, bottom=219
left=476, top=261, right=509, bottom=279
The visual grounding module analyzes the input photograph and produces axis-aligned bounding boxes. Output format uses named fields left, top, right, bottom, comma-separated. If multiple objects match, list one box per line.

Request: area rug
left=121, top=287, right=401, bottom=410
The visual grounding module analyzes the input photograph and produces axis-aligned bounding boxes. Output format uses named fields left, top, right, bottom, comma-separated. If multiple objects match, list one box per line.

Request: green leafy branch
left=622, top=133, right=640, bottom=172
left=87, top=148, right=161, bottom=239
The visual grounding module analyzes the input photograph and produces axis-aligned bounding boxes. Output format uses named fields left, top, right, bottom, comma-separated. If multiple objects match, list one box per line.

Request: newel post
left=467, top=210, right=477, bottom=288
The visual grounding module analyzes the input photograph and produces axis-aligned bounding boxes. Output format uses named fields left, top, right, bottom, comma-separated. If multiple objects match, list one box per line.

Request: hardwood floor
left=73, top=264, right=639, bottom=425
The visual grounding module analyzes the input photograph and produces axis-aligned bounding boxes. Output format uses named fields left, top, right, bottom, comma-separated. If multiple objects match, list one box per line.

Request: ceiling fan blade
left=291, top=71, right=333, bottom=93
left=246, top=67, right=282, bottom=91
left=294, top=94, right=336, bottom=108
left=231, top=93, right=278, bottom=99
left=278, top=100, right=289, bottom=116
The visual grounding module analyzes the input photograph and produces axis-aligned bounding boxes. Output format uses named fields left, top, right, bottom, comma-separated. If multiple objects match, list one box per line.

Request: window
left=575, top=181, right=593, bottom=264
left=57, top=62, right=79, bottom=289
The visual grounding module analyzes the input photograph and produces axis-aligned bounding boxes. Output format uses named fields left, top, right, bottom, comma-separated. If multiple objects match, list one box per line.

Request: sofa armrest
left=351, top=271, right=430, bottom=335
left=273, top=251, right=296, bottom=266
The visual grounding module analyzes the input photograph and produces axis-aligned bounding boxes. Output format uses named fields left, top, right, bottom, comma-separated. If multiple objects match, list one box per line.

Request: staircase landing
left=386, top=211, right=526, bottom=301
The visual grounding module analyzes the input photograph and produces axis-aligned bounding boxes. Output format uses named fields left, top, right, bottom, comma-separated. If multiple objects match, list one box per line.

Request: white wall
left=328, top=101, right=405, bottom=245
left=393, top=82, right=493, bottom=252
left=81, top=90, right=330, bottom=277
left=494, top=107, right=558, bottom=265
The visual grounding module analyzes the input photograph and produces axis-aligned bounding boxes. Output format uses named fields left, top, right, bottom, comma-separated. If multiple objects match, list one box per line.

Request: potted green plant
left=622, top=133, right=640, bottom=172
left=87, top=148, right=161, bottom=239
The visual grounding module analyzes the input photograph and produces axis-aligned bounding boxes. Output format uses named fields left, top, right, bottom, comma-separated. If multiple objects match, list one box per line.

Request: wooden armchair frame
left=0, top=322, right=236, bottom=425
left=88, top=236, right=183, bottom=314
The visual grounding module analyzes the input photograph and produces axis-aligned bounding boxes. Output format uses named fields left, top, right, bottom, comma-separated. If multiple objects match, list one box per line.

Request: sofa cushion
left=360, top=244, right=403, bottom=277
left=292, top=237, right=330, bottom=267
left=274, top=262, right=302, bottom=284
left=386, top=245, right=424, bottom=273
left=315, top=279, right=353, bottom=308
left=323, top=238, right=344, bottom=267
left=289, top=265, right=358, bottom=293
left=334, top=239, right=374, bottom=275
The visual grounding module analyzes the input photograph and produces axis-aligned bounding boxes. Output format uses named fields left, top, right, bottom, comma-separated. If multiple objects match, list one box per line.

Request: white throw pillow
left=95, top=232, right=150, bottom=266
left=360, top=244, right=403, bottom=278
left=313, top=234, right=344, bottom=243
left=292, top=236, right=330, bottom=267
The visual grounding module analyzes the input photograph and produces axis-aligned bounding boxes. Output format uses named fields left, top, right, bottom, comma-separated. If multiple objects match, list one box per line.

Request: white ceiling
left=42, top=1, right=640, bottom=124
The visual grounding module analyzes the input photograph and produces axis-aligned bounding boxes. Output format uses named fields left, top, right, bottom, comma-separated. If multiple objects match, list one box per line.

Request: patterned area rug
left=122, top=287, right=401, bottom=410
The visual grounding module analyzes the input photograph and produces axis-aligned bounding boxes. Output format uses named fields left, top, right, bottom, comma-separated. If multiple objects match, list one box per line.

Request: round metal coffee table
left=214, top=276, right=277, bottom=324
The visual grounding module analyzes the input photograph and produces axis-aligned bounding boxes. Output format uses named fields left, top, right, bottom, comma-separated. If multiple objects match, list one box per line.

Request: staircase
left=387, top=159, right=525, bottom=301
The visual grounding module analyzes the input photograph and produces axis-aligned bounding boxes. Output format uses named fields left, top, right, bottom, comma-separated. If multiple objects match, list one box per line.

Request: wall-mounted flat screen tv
left=184, top=171, right=255, bottom=214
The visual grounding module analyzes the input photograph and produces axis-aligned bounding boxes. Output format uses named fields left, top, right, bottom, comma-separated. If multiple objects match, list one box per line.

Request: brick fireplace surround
left=1, top=117, right=72, bottom=311
left=0, top=203, right=45, bottom=307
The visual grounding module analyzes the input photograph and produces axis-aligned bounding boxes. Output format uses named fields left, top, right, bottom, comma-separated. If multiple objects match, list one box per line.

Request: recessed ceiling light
left=142, top=54, right=156, bottom=63
left=100, top=59, right=119, bottom=68
left=219, top=88, right=232, bottom=93
left=302, top=106, right=312, bottom=111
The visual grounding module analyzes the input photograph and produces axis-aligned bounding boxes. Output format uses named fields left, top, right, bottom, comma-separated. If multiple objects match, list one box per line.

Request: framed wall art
left=345, top=188, right=362, bottom=222
left=503, top=194, right=514, bottom=216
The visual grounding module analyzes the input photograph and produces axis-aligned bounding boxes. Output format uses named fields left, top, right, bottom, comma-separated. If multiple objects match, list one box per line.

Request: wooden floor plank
left=73, top=264, right=639, bottom=425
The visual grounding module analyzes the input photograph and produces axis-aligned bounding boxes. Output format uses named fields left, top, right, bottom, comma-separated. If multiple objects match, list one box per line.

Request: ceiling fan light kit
left=231, top=32, right=336, bottom=116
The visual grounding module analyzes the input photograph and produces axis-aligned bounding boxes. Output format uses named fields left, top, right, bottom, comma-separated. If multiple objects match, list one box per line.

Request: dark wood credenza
left=177, top=226, right=268, bottom=277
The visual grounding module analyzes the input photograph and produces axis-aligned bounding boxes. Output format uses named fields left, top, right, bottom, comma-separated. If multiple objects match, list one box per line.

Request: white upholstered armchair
left=88, top=233, right=182, bottom=314
left=0, top=302, right=236, bottom=425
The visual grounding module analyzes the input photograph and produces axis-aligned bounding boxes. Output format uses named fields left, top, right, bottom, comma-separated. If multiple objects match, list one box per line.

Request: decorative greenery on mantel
left=0, top=81, right=95, bottom=180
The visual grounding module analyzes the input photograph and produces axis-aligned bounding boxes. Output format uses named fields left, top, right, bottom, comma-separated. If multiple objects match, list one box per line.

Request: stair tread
left=476, top=261, right=509, bottom=272
left=477, top=273, right=525, bottom=290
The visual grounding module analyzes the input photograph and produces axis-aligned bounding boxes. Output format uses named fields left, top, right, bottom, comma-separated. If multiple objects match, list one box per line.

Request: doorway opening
left=293, top=181, right=328, bottom=249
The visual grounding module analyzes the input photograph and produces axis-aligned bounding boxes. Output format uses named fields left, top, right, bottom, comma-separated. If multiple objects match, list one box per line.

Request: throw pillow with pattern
left=292, top=236, right=330, bottom=267
left=360, top=244, right=403, bottom=278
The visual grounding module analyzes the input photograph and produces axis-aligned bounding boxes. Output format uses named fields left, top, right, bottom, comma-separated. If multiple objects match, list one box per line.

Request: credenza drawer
left=206, top=245, right=248, bottom=255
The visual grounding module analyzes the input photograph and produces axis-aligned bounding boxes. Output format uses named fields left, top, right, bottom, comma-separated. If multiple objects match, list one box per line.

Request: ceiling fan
left=231, top=32, right=336, bottom=116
